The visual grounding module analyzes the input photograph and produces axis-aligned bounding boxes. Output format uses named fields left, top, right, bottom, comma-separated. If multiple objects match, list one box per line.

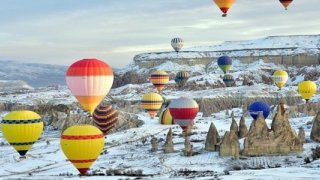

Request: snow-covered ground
left=0, top=108, right=319, bottom=179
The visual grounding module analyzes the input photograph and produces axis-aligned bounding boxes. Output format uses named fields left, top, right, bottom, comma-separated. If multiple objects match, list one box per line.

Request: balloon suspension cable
left=222, top=13, right=227, bottom=17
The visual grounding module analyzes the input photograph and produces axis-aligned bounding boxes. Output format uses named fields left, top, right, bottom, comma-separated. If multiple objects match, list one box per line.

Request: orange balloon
left=66, top=59, right=114, bottom=115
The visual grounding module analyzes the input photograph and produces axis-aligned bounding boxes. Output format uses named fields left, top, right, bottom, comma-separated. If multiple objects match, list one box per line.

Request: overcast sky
left=0, top=0, right=319, bottom=68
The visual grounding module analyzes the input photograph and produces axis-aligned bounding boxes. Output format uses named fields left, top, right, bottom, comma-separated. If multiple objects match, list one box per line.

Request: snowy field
left=0, top=108, right=319, bottom=180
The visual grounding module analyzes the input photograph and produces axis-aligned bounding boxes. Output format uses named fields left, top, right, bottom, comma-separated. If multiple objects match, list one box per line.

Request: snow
left=0, top=108, right=319, bottom=179
left=134, top=35, right=320, bottom=61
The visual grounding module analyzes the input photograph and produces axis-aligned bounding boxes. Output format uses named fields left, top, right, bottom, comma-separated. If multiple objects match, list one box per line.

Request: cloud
left=0, top=0, right=319, bottom=67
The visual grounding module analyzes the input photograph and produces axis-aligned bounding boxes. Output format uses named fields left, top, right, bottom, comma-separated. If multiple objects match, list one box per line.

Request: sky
left=0, top=0, right=319, bottom=68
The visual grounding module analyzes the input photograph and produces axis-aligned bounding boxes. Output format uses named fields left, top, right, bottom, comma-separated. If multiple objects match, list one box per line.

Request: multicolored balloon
left=298, top=81, right=317, bottom=102
left=159, top=108, right=174, bottom=125
left=93, top=105, right=119, bottom=135
left=141, top=92, right=164, bottom=118
left=66, top=58, right=114, bottom=115
left=223, top=74, right=235, bottom=87
left=149, top=70, right=170, bottom=92
left=175, top=71, right=190, bottom=88
left=213, top=0, right=236, bottom=17
left=171, top=38, right=184, bottom=52
left=1, top=111, right=43, bottom=157
left=169, top=97, right=199, bottom=132
left=60, top=125, right=104, bottom=175
left=279, top=0, right=293, bottom=10
left=249, top=101, right=270, bottom=120
left=272, top=70, right=289, bottom=90
left=217, top=55, right=232, bottom=74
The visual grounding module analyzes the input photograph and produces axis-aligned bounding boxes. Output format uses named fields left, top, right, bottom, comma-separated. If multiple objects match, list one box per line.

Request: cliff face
left=134, top=52, right=319, bottom=69
left=133, top=35, right=320, bottom=69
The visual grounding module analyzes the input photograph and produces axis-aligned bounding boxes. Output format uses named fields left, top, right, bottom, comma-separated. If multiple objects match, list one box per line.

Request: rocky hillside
left=0, top=60, right=67, bottom=87
left=133, top=35, right=320, bottom=68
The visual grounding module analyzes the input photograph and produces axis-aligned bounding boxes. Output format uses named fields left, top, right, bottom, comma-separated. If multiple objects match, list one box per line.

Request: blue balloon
left=217, top=55, right=232, bottom=66
left=248, top=101, right=270, bottom=120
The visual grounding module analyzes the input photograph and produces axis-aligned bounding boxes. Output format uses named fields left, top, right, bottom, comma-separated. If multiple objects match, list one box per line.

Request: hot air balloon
left=213, top=0, right=236, bottom=17
left=272, top=70, right=288, bottom=90
left=159, top=108, right=174, bottom=125
left=171, top=38, right=184, bottom=52
left=141, top=92, right=164, bottom=118
left=169, top=97, right=199, bottom=132
left=175, top=71, right=190, bottom=88
left=93, top=104, right=119, bottom=135
left=60, top=125, right=104, bottom=175
left=1, top=111, right=43, bottom=157
left=66, top=58, right=114, bottom=115
left=298, top=81, right=317, bottom=102
left=223, top=74, right=235, bottom=87
left=279, top=0, right=293, bottom=10
left=248, top=101, right=270, bottom=120
left=217, top=55, right=232, bottom=74
left=149, top=70, right=170, bottom=92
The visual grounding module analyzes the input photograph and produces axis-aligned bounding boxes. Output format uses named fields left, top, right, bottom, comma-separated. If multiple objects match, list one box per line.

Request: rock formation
left=243, top=103, right=303, bottom=156
left=239, top=116, right=248, bottom=138
left=298, top=127, right=305, bottom=143
left=219, top=131, right=240, bottom=159
left=230, top=111, right=234, bottom=119
left=151, top=136, right=158, bottom=152
left=183, top=136, right=193, bottom=156
left=311, top=112, right=320, bottom=142
left=205, top=123, right=219, bottom=151
left=164, top=128, right=174, bottom=153
left=230, top=118, right=239, bottom=137
left=225, top=109, right=230, bottom=116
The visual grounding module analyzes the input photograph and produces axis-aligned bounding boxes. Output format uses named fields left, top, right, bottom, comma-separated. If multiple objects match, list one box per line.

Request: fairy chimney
left=219, top=131, right=240, bottom=159
left=151, top=136, right=158, bottom=152
left=239, top=116, right=248, bottom=138
left=298, top=127, right=305, bottom=143
left=230, top=117, right=239, bottom=137
left=205, top=123, right=219, bottom=151
left=311, top=112, right=320, bottom=142
left=164, top=128, right=174, bottom=153
left=183, top=136, right=193, bottom=156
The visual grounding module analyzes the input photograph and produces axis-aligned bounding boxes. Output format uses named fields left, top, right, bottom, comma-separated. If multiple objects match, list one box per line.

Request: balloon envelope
left=223, top=74, right=235, bottom=87
left=149, top=70, right=170, bottom=92
left=171, top=38, right=184, bottom=52
left=217, top=56, right=232, bottom=74
left=279, top=0, right=293, bottom=10
left=272, top=70, right=288, bottom=90
left=93, top=105, right=119, bottom=135
left=249, top=101, right=270, bottom=120
left=66, top=58, right=114, bottom=115
left=141, top=92, right=164, bottom=118
left=1, top=110, right=43, bottom=157
left=298, top=81, right=317, bottom=102
left=60, top=125, right=104, bottom=175
left=159, top=108, right=174, bottom=125
left=213, top=0, right=236, bottom=17
left=169, top=97, right=199, bottom=132
left=175, top=71, right=190, bottom=88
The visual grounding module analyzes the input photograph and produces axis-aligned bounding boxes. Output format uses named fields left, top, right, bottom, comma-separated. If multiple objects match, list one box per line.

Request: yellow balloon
left=298, top=81, right=317, bottom=102
left=149, top=70, right=170, bottom=92
left=60, top=125, right=104, bottom=175
left=272, top=70, right=289, bottom=90
left=141, top=92, right=163, bottom=118
left=1, top=110, right=43, bottom=157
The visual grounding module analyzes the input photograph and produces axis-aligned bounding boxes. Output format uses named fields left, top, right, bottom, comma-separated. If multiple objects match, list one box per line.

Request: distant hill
left=0, top=80, right=33, bottom=92
left=0, top=60, right=67, bottom=87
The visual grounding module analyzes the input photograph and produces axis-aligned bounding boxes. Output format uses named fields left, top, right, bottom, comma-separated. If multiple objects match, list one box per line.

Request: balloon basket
left=19, top=155, right=27, bottom=160
left=222, top=13, right=227, bottom=17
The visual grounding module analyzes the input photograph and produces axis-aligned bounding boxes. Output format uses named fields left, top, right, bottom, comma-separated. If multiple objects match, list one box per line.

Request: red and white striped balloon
left=169, top=97, right=199, bottom=132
